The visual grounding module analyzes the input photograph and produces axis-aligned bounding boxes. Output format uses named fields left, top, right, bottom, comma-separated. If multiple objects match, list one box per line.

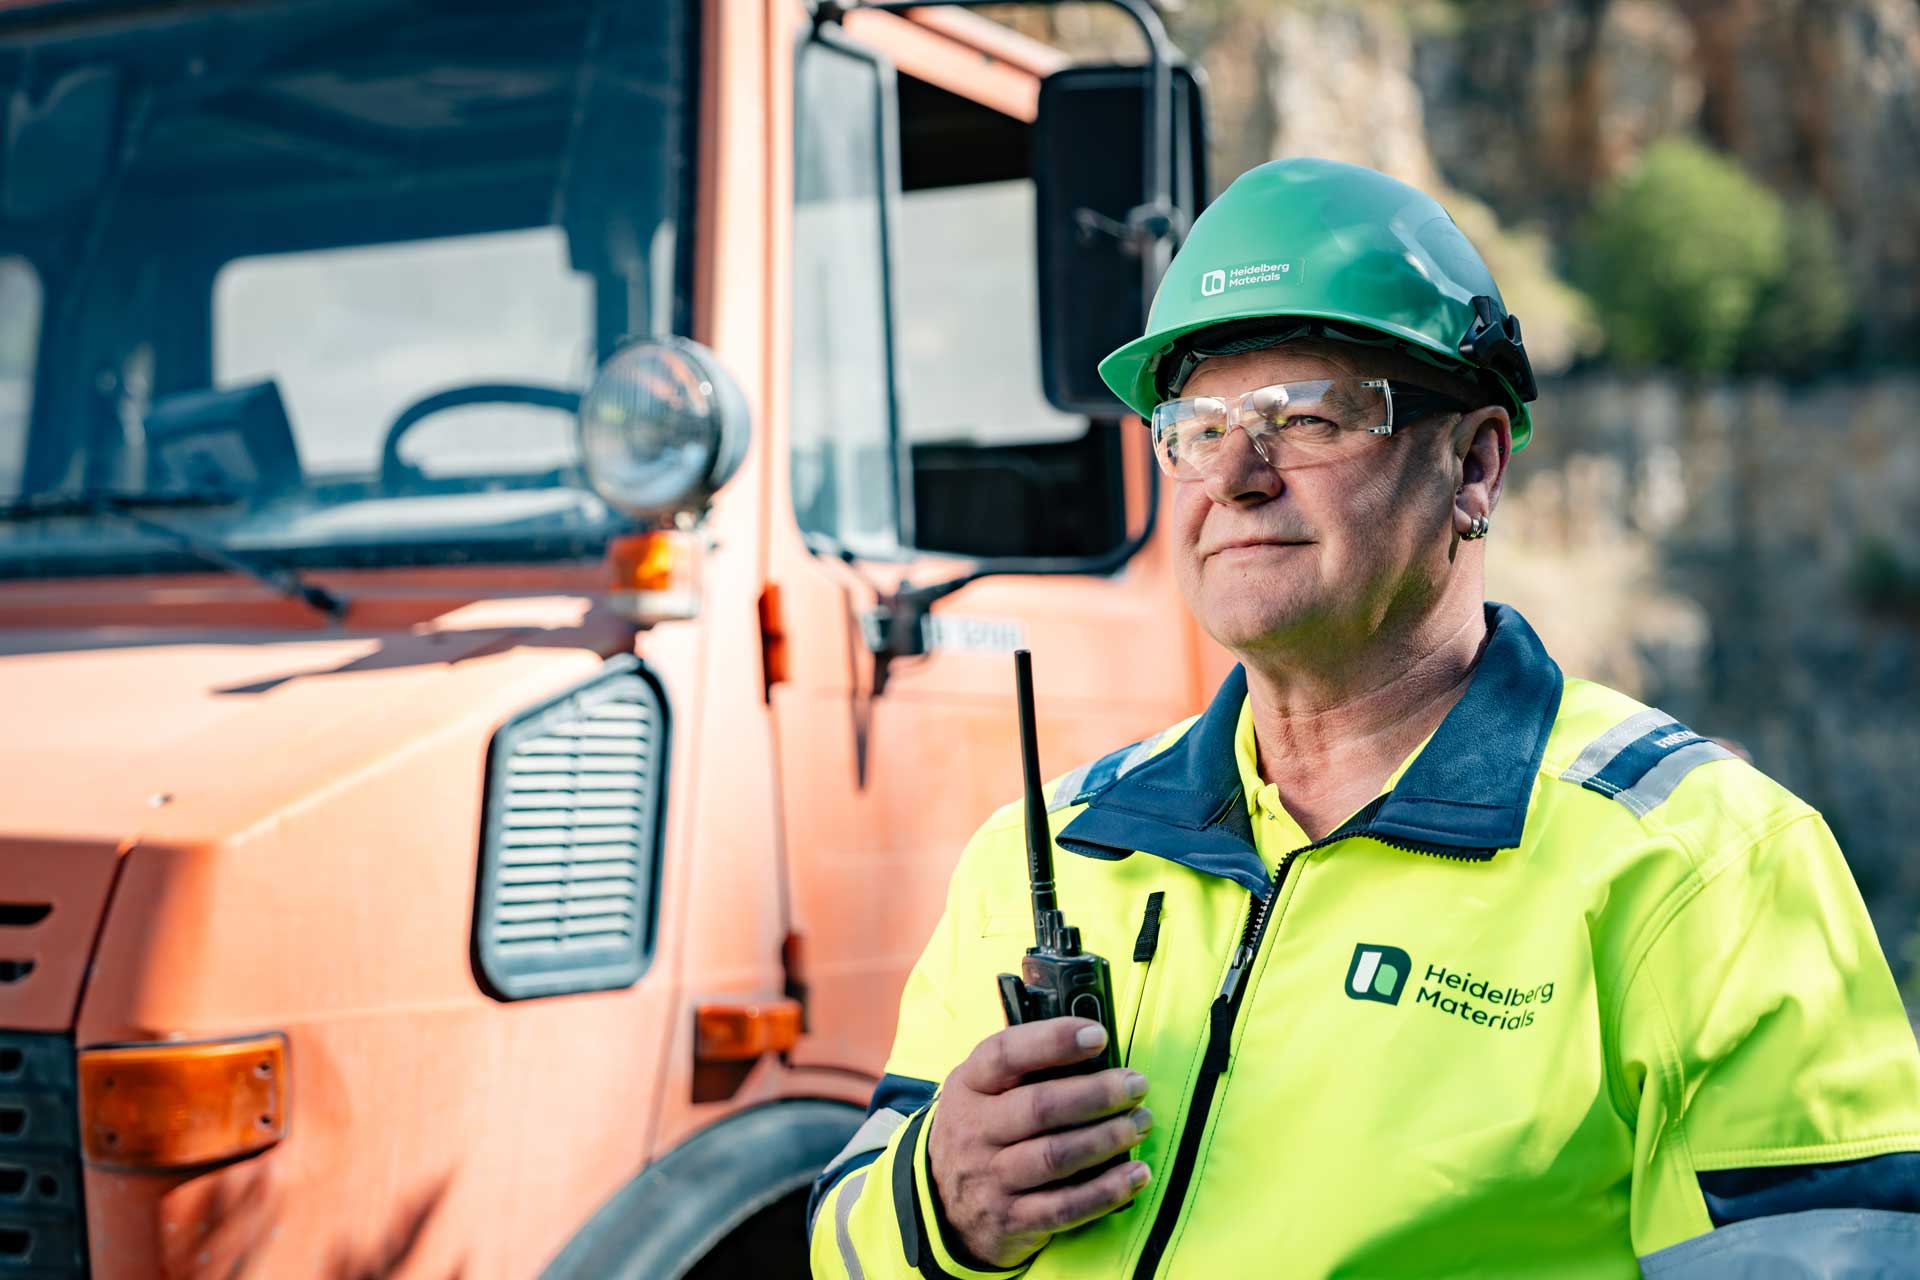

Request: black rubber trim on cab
left=538, top=1099, right=860, bottom=1279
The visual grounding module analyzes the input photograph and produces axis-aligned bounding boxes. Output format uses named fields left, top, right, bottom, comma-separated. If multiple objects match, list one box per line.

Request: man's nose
left=1201, top=425, right=1283, bottom=506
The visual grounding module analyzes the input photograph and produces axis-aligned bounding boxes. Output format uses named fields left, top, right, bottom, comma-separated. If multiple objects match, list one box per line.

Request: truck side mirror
left=1033, top=62, right=1208, bottom=417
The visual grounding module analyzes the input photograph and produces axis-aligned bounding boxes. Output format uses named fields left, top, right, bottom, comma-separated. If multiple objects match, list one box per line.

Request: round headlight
left=577, top=337, right=752, bottom=520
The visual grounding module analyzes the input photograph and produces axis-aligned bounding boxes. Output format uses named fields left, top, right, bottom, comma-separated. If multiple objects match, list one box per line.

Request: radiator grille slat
left=473, top=659, right=665, bottom=1000
left=0, top=1031, right=87, bottom=1277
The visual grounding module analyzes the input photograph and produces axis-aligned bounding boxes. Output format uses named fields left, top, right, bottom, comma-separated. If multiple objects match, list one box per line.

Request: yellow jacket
left=811, top=605, right=1920, bottom=1277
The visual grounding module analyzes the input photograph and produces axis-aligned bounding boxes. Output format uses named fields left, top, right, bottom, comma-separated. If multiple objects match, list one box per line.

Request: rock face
left=1016, top=0, right=1920, bottom=358
left=1259, top=4, right=1447, bottom=194
left=1172, top=0, right=1604, bottom=372
left=1407, top=0, right=1920, bottom=357
left=1412, top=1, right=1703, bottom=224
left=1679, top=0, right=1920, bottom=360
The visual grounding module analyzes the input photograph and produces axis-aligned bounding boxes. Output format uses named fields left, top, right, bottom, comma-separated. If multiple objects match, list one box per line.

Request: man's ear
left=1452, top=406, right=1512, bottom=536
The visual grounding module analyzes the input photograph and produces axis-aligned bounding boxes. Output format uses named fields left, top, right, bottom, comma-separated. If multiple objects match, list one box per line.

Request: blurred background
left=998, top=0, right=1920, bottom=1012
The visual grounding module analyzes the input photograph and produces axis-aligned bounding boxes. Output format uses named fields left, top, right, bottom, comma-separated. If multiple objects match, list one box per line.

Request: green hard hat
left=1098, top=157, right=1539, bottom=448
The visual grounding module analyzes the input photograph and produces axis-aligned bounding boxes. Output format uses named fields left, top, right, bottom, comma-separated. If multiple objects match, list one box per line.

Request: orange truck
left=0, top=0, right=1212, bottom=1274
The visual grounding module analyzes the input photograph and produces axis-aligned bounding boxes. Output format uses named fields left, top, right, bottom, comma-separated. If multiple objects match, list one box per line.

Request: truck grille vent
left=473, top=657, right=667, bottom=1000
left=0, top=1032, right=87, bottom=1277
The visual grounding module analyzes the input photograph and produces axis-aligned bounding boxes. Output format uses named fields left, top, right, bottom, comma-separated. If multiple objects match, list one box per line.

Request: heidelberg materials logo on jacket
left=1345, top=944, right=1411, bottom=1004
left=1346, top=943, right=1556, bottom=1030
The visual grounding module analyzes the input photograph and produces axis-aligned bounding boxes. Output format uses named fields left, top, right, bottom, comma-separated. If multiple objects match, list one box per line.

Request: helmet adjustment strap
left=1457, top=295, right=1538, bottom=404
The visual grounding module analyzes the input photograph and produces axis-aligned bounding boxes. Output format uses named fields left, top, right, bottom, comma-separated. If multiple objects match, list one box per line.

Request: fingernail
left=1130, top=1107, right=1154, bottom=1134
left=1128, top=1163, right=1151, bottom=1189
left=1124, top=1071, right=1149, bottom=1098
left=1076, top=1025, right=1108, bottom=1051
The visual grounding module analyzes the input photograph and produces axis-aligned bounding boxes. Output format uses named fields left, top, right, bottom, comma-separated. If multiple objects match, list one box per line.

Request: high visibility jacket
left=809, top=605, right=1920, bottom=1278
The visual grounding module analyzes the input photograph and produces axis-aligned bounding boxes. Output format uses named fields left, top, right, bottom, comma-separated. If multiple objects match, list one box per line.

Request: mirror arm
left=861, top=462, right=1160, bottom=687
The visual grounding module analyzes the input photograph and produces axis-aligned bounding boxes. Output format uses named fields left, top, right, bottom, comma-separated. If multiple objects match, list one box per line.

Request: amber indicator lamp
left=694, top=998, right=802, bottom=1064
left=78, top=1032, right=288, bottom=1170
left=606, top=530, right=703, bottom=624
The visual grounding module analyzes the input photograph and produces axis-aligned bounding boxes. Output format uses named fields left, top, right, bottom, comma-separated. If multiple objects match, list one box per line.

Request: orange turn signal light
left=757, top=584, right=788, bottom=693
left=78, top=1033, right=288, bottom=1170
left=607, top=531, right=703, bottom=623
left=695, top=998, right=802, bottom=1064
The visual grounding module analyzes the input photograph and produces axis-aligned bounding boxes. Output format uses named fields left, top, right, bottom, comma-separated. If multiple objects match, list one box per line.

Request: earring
left=1462, top=514, right=1490, bottom=541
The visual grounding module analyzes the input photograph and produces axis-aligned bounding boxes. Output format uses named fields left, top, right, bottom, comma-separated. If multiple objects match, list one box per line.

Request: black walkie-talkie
left=996, top=650, right=1120, bottom=1077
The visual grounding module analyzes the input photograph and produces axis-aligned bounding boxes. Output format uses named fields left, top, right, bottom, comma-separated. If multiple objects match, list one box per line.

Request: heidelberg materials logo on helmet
left=1346, top=943, right=1411, bottom=1005
left=1198, top=259, right=1304, bottom=300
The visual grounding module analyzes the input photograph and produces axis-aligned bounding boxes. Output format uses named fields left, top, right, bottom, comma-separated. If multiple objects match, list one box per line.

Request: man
left=809, top=158, right=1920, bottom=1277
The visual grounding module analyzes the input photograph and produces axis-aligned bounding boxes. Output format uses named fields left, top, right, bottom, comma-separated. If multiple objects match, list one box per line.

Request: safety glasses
left=1148, top=379, right=1471, bottom=480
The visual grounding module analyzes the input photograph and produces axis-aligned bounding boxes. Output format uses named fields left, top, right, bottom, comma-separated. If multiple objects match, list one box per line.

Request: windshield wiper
left=0, top=490, right=349, bottom=622
left=0, top=489, right=249, bottom=520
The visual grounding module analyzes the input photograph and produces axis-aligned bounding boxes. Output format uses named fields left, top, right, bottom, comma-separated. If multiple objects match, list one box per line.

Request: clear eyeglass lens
left=1151, top=379, right=1390, bottom=477
left=1244, top=384, right=1289, bottom=423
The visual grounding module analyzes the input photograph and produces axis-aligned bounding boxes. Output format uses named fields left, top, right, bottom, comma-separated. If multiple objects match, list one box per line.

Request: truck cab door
left=765, top=8, right=1213, bottom=1080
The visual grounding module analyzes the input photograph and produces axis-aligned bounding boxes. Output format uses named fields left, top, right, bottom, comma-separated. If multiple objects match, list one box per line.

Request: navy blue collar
left=1056, top=603, right=1564, bottom=895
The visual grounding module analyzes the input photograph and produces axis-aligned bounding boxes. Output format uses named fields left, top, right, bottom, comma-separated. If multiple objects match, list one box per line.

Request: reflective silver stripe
left=1561, top=708, right=1671, bottom=786
left=1047, top=763, right=1095, bottom=813
left=1639, top=1208, right=1920, bottom=1276
left=1048, top=732, right=1171, bottom=813
left=1612, top=740, right=1733, bottom=817
left=834, top=1168, right=870, bottom=1280
left=821, top=1107, right=907, bottom=1184
left=1116, top=734, right=1161, bottom=780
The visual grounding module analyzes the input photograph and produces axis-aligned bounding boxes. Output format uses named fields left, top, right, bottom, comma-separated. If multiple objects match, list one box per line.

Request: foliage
left=1850, top=540, right=1920, bottom=618
left=1573, top=139, right=1856, bottom=378
left=1744, top=199, right=1856, bottom=378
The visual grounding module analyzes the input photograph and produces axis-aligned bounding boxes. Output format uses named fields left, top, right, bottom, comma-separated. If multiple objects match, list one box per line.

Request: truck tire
left=539, top=1098, right=863, bottom=1280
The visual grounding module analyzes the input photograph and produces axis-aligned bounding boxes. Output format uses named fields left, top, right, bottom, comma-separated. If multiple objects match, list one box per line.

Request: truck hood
left=0, top=597, right=634, bottom=1029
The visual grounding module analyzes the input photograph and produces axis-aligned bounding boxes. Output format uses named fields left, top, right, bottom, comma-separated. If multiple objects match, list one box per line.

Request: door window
left=789, top=38, right=1130, bottom=565
left=791, top=35, right=909, bottom=561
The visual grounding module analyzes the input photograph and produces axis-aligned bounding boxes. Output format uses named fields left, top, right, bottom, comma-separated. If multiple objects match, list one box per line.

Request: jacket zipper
left=1128, top=812, right=1490, bottom=1280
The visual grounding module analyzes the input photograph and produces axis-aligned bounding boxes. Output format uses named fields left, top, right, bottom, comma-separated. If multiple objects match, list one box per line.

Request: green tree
left=1575, top=139, right=1791, bottom=376
left=1742, top=199, right=1854, bottom=378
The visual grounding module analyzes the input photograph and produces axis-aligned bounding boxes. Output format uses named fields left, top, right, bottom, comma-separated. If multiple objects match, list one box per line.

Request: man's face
left=1168, top=347, right=1464, bottom=658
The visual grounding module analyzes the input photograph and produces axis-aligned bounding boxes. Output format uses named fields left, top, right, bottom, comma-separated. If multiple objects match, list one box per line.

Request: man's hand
left=927, top=1019, right=1153, bottom=1271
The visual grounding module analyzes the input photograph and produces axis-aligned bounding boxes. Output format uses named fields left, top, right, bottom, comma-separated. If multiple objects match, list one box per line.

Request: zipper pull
left=1201, top=995, right=1235, bottom=1075
left=1217, top=942, right=1253, bottom=1003
left=1200, top=944, right=1254, bottom=1077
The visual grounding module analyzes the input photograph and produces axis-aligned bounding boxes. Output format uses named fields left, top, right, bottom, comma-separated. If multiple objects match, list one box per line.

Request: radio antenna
left=993, top=649, right=1113, bottom=1070
left=1015, top=650, right=1060, bottom=948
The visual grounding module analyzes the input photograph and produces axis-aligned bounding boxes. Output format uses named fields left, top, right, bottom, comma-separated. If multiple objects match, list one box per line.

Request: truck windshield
left=0, top=0, right=695, bottom=581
